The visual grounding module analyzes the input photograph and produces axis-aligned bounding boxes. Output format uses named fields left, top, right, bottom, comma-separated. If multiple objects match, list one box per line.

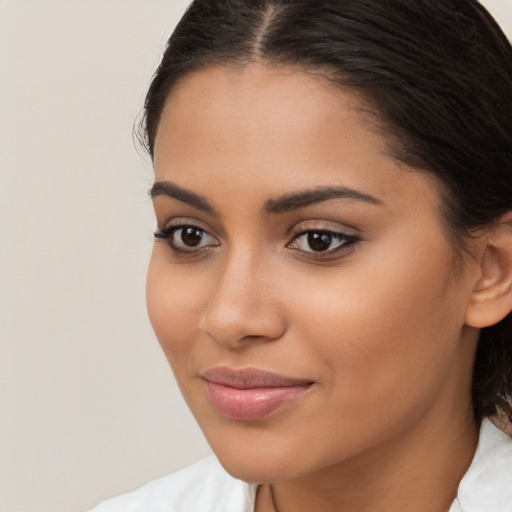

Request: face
left=147, top=64, right=479, bottom=484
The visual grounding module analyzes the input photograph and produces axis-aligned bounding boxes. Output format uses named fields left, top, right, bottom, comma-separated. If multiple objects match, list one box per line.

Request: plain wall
left=1, top=1, right=511, bottom=511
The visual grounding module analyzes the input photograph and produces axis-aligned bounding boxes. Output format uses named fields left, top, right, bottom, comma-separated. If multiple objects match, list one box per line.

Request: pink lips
left=201, top=367, right=314, bottom=421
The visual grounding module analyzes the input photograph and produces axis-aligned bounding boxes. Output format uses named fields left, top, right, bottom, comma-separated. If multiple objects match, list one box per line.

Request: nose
left=199, top=250, right=286, bottom=349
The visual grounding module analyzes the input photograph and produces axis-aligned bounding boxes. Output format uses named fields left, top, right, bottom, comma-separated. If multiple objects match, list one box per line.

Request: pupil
left=308, top=232, right=332, bottom=252
left=181, top=227, right=203, bottom=246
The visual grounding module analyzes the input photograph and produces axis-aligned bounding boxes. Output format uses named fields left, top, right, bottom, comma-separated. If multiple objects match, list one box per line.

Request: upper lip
left=201, top=366, right=313, bottom=389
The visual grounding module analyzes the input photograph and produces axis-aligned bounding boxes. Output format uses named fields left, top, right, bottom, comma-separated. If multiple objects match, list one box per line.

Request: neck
left=257, top=407, right=479, bottom=512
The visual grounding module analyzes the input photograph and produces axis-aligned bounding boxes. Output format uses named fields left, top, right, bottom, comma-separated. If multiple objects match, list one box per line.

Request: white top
left=90, top=419, right=512, bottom=512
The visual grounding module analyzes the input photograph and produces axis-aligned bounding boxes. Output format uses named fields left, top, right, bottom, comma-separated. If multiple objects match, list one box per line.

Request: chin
left=202, top=424, right=316, bottom=484
left=216, top=451, right=302, bottom=484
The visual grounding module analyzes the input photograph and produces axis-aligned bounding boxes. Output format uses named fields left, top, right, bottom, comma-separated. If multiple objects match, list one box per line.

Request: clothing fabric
left=90, top=456, right=256, bottom=512
left=90, top=419, right=512, bottom=512
left=448, top=419, right=512, bottom=512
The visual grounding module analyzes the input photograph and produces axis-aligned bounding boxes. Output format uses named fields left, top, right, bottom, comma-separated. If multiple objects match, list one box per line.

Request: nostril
left=201, top=308, right=287, bottom=348
left=241, top=335, right=263, bottom=341
left=199, top=266, right=287, bottom=347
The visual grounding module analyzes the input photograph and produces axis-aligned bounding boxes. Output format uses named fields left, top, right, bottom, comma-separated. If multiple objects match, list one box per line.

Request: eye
left=288, top=230, right=358, bottom=255
left=154, top=224, right=219, bottom=254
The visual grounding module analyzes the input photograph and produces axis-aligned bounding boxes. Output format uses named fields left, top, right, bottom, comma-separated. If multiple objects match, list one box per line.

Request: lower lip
left=205, top=381, right=312, bottom=421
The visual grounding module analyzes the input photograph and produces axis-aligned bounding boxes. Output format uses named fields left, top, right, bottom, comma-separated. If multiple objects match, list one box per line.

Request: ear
left=465, top=213, right=512, bottom=328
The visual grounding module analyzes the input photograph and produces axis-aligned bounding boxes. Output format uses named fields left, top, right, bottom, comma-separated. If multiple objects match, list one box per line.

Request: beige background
left=0, top=1, right=511, bottom=511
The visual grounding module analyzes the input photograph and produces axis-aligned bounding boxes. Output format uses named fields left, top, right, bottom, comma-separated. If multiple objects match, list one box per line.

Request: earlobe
left=465, top=214, right=512, bottom=329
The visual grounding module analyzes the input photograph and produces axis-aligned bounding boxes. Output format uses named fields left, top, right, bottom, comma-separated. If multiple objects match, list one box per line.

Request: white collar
left=451, top=418, right=512, bottom=512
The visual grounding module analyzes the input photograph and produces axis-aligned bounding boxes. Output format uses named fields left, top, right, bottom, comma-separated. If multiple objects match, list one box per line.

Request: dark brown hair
left=142, top=0, right=512, bottom=422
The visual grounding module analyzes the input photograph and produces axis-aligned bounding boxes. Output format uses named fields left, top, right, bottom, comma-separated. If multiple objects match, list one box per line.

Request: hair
left=142, top=0, right=512, bottom=422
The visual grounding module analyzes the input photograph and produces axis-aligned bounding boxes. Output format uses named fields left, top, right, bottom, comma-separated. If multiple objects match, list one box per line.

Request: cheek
left=146, top=250, right=207, bottom=367
left=287, top=237, right=464, bottom=402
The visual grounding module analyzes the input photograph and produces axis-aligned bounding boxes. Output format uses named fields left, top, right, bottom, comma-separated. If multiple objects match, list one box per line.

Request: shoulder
left=452, top=419, right=512, bottom=512
left=89, top=455, right=256, bottom=512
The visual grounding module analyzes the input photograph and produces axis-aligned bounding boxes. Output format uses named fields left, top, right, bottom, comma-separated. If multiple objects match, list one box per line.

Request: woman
left=92, top=0, right=512, bottom=510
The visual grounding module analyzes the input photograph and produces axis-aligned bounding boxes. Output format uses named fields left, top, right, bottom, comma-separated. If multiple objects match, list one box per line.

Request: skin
left=147, top=63, right=484, bottom=512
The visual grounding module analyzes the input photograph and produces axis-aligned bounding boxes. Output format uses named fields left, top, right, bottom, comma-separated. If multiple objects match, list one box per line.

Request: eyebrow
left=150, top=181, right=215, bottom=213
left=150, top=181, right=384, bottom=215
left=264, top=186, right=384, bottom=214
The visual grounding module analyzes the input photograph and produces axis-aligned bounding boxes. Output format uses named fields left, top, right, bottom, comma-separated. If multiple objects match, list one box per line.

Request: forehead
left=156, top=63, right=384, bottom=156
left=153, top=63, right=440, bottom=216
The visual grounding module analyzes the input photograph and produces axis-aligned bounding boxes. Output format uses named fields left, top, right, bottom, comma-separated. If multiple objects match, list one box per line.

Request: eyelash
left=288, top=229, right=360, bottom=259
left=153, top=224, right=360, bottom=260
left=154, top=224, right=219, bottom=256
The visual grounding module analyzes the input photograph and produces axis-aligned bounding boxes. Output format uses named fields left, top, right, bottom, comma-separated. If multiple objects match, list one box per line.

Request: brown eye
left=171, top=226, right=218, bottom=251
left=288, top=229, right=359, bottom=257
left=154, top=224, right=219, bottom=254
left=307, top=232, right=334, bottom=252
left=180, top=227, right=204, bottom=247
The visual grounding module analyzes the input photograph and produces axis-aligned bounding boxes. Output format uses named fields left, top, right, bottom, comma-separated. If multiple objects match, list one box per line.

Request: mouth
left=201, top=367, right=314, bottom=421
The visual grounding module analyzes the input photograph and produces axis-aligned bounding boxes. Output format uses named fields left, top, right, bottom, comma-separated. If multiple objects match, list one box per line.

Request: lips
left=201, top=367, right=314, bottom=421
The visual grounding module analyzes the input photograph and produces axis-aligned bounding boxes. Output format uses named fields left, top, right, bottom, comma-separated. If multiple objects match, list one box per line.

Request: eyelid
left=154, top=219, right=220, bottom=257
left=288, top=219, right=359, bottom=237
left=157, top=216, right=213, bottom=232
left=286, top=221, right=361, bottom=260
left=287, top=232, right=360, bottom=261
